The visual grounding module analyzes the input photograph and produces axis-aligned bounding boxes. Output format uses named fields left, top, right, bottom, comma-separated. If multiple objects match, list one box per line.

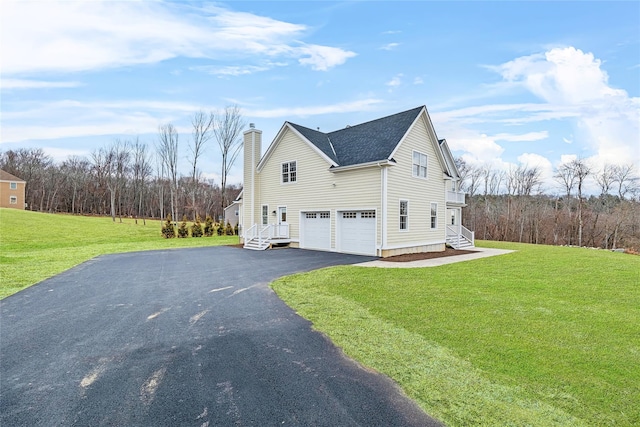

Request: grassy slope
left=272, top=241, right=640, bottom=426
left=0, top=208, right=237, bottom=298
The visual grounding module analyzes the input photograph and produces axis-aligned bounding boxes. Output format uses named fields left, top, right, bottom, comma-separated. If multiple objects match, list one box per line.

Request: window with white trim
left=320, top=212, right=330, bottom=219
left=430, top=203, right=438, bottom=229
left=10, top=182, right=17, bottom=190
left=282, top=161, right=297, bottom=183
left=342, top=212, right=357, bottom=219
left=262, top=205, right=269, bottom=225
left=361, top=211, right=376, bottom=218
left=399, top=200, right=408, bottom=230
left=10, top=196, right=17, bottom=204
left=412, top=151, right=428, bottom=178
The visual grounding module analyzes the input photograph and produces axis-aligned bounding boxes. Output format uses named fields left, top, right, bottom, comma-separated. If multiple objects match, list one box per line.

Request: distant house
left=235, top=106, right=474, bottom=257
left=223, top=191, right=242, bottom=228
left=0, top=170, right=26, bottom=210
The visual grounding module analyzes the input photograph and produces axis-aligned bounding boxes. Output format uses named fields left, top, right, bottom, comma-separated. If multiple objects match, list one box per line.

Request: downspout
left=378, top=162, right=388, bottom=256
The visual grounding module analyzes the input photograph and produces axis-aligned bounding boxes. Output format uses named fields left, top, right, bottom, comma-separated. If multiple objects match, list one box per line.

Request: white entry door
left=300, top=211, right=331, bottom=251
left=338, top=210, right=376, bottom=256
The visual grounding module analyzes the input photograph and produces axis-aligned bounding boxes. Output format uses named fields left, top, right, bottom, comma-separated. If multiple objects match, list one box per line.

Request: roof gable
left=0, top=170, right=25, bottom=182
left=285, top=106, right=423, bottom=168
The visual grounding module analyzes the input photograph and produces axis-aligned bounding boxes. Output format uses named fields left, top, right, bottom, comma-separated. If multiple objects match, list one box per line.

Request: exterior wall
left=385, top=115, right=446, bottom=254
left=381, top=242, right=445, bottom=257
left=256, top=127, right=381, bottom=250
left=0, top=180, right=26, bottom=210
left=224, top=203, right=240, bottom=227
left=242, top=129, right=262, bottom=240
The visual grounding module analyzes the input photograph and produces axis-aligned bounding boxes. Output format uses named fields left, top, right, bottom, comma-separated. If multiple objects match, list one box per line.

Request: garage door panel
left=301, top=211, right=331, bottom=251
left=338, top=211, right=376, bottom=256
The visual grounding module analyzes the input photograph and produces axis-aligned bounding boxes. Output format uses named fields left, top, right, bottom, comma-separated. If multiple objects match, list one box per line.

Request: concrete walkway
left=356, top=247, right=515, bottom=268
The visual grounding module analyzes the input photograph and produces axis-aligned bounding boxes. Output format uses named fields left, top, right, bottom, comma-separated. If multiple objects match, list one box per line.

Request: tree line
left=0, top=106, right=244, bottom=224
left=457, top=158, right=640, bottom=250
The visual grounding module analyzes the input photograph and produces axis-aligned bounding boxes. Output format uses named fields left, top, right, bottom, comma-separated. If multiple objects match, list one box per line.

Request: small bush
left=234, top=223, right=239, bottom=236
left=191, top=215, right=203, bottom=237
left=177, top=215, right=189, bottom=238
left=204, top=215, right=214, bottom=237
left=216, top=223, right=224, bottom=236
left=225, top=220, right=234, bottom=236
left=161, top=214, right=176, bottom=238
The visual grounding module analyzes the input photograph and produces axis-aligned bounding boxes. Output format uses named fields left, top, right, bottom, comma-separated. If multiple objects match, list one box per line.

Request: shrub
left=161, top=214, right=176, bottom=238
left=234, top=223, right=239, bottom=236
left=225, top=220, right=234, bottom=236
left=216, top=222, right=224, bottom=236
left=191, top=215, right=203, bottom=237
left=177, top=215, right=189, bottom=238
left=204, top=215, right=214, bottom=237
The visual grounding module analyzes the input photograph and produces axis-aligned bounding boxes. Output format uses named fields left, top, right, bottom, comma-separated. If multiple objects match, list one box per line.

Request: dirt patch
left=382, top=247, right=478, bottom=262
left=227, top=244, right=244, bottom=248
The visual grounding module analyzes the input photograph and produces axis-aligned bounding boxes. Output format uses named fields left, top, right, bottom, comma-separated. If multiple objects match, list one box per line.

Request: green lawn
left=0, top=208, right=237, bottom=298
left=272, top=241, right=640, bottom=426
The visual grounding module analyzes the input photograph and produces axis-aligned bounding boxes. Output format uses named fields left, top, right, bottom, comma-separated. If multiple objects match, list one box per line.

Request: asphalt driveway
left=1, top=246, right=441, bottom=426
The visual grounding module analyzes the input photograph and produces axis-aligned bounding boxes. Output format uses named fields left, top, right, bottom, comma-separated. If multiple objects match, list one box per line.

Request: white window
left=10, top=196, right=17, bottom=204
left=282, top=161, right=297, bottom=183
left=361, top=211, right=376, bottom=218
left=305, top=212, right=317, bottom=219
left=10, top=182, right=17, bottom=190
left=262, top=205, right=269, bottom=225
left=412, top=151, right=428, bottom=178
left=342, top=212, right=357, bottom=219
left=320, top=212, right=330, bottom=219
left=431, top=203, right=438, bottom=229
left=400, top=200, right=408, bottom=230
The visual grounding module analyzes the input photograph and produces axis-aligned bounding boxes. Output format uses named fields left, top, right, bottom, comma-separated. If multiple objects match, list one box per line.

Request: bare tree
left=189, top=110, right=215, bottom=219
left=132, top=139, right=152, bottom=224
left=157, top=123, right=180, bottom=223
left=612, top=163, right=638, bottom=199
left=214, top=105, right=245, bottom=218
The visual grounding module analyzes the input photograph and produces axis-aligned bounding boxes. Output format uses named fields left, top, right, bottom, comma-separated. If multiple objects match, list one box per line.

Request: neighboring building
left=238, top=106, right=474, bottom=256
left=0, top=170, right=26, bottom=210
left=223, top=192, right=242, bottom=228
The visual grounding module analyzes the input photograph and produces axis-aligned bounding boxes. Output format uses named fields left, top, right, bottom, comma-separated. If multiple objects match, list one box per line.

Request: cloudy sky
left=1, top=1, right=638, bottom=190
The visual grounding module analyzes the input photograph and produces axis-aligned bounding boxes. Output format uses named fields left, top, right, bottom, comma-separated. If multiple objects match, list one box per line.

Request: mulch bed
left=382, top=247, right=477, bottom=262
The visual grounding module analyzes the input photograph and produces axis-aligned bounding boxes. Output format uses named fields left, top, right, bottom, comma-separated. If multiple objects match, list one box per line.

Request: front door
left=278, top=207, right=287, bottom=225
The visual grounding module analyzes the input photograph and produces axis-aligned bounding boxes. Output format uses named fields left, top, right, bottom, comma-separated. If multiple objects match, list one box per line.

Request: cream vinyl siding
left=257, top=128, right=381, bottom=249
left=386, top=115, right=446, bottom=247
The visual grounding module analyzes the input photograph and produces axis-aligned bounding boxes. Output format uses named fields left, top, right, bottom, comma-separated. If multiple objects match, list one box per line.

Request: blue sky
left=2, top=1, right=639, bottom=191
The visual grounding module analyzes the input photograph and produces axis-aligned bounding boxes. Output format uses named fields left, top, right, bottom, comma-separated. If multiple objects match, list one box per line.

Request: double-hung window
left=282, top=161, right=297, bottom=183
left=430, top=203, right=438, bottom=229
left=412, top=151, right=428, bottom=178
left=262, top=205, right=269, bottom=225
left=10, top=182, right=17, bottom=190
left=10, top=196, right=17, bottom=204
left=399, top=200, right=408, bottom=230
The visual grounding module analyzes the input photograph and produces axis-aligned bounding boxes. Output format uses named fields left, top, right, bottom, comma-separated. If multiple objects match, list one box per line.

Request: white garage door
left=338, top=210, right=376, bottom=256
left=301, top=211, right=331, bottom=251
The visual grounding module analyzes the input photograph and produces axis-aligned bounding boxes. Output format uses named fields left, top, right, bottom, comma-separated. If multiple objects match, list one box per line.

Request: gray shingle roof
left=288, top=106, right=424, bottom=167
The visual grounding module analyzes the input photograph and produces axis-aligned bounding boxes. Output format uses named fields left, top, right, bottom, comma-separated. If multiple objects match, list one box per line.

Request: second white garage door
left=338, top=210, right=376, bottom=256
left=300, top=211, right=331, bottom=251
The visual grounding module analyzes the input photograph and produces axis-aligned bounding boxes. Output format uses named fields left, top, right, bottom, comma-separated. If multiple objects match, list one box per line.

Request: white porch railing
left=446, top=224, right=475, bottom=249
left=244, top=223, right=289, bottom=250
left=446, top=191, right=466, bottom=204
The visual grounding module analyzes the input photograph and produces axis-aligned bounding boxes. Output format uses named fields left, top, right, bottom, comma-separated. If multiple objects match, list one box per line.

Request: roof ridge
left=328, top=105, right=423, bottom=135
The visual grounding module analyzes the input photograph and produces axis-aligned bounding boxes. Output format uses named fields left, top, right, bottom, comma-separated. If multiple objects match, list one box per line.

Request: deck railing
left=446, top=191, right=466, bottom=204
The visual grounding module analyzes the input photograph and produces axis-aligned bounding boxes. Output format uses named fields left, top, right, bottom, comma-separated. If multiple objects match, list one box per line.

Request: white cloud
left=492, top=131, right=548, bottom=142
left=380, top=43, right=400, bottom=51
left=490, top=46, right=639, bottom=167
left=297, top=44, right=357, bottom=71
left=386, top=74, right=403, bottom=90
left=247, top=99, right=383, bottom=119
left=1, top=1, right=355, bottom=75
left=1, top=79, right=84, bottom=90
left=191, top=62, right=288, bottom=76
left=43, top=147, right=91, bottom=162
left=413, top=77, right=424, bottom=85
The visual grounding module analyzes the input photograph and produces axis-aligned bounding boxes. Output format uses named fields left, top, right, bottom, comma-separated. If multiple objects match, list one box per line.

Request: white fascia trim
left=439, top=138, right=460, bottom=179
left=388, top=106, right=426, bottom=160
left=330, top=159, right=395, bottom=173
left=381, top=239, right=446, bottom=250
left=258, top=123, right=338, bottom=171
left=256, top=122, right=288, bottom=171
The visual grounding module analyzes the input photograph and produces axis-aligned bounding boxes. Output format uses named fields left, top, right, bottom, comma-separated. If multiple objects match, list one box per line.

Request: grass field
left=0, top=208, right=237, bottom=298
left=272, top=241, right=640, bottom=426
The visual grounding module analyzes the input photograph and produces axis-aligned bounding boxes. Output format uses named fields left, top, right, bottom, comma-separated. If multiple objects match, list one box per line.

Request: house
left=238, top=106, right=474, bottom=257
left=223, top=192, right=242, bottom=228
left=0, top=170, right=26, bottom=210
